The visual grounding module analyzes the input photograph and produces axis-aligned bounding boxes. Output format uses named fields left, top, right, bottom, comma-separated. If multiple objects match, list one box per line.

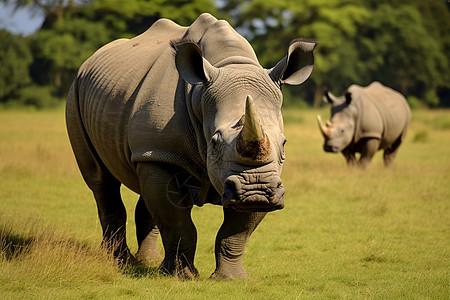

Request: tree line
left=1, top=0, right=449, bottom=108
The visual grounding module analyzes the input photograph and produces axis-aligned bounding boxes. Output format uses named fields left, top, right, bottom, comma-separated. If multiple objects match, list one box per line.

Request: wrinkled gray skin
left=317, top=82, right=411, bottom=168
left=66, top=13, right=317, bottom=279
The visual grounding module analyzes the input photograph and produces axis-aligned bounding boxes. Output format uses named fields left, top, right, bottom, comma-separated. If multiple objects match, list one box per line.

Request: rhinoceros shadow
left=0, top=223, right=162, bottom=278
left=121, top=264, right=160, bottom=278
left=0, top=229, right=34, bottom=261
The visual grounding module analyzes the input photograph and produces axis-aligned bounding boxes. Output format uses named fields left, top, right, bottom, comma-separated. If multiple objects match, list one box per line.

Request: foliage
left=0, top=0, right=449, bottom=107
left=356, top=3, right=450, bottom=106
left=0, top=29, right=32, bottom=101
left=0, top=108, right=449, bottom=298
left=219, top=0, right=450, bottom=106
left=15, top=85, right=61, bottom=108
left=219, top=0, right=375, bottom=105
left=29, top=16, right=114, bottom=96
left=1, top=0, right=217, bottom=100
left=406, top=95, right=424, bottom=110
left=92, top=0, right=217, bottom=31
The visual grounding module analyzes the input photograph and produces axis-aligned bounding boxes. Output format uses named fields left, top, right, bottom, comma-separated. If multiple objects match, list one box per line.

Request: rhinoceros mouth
left=324, top=144, right=341, bottom=153
left=220, top=174, right=285, bottom=212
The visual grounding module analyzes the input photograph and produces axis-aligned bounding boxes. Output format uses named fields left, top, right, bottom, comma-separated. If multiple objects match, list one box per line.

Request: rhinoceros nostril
left=276, top=183, right=285, bottom=198
left=324, top=145, right=333, bottom=152
left=276, top=181, right=283, bottom=189
left=223, top=180, right=237, bottom=201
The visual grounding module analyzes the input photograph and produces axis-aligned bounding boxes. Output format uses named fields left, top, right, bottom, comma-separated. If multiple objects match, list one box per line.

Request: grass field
left=1, top=105, right=449, bottom=299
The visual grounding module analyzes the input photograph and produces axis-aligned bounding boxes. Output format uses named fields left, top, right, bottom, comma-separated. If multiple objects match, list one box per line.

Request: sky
left=0, top=2, right=44, bottom=35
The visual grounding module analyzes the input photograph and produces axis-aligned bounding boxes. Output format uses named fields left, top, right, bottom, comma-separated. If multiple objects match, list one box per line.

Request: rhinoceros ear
left=269, top=38, right=318, bottom=86
left=323, top=88, right=331, bottom=104
left=173, top=41, right=218, bottom=85
left=323, top=89, right=339, bottom=104
left=345, top=92, right=352, bottom=105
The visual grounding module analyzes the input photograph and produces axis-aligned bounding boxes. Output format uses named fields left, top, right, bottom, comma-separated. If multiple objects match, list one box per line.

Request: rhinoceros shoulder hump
left=140, top=18, right=184, bottom=38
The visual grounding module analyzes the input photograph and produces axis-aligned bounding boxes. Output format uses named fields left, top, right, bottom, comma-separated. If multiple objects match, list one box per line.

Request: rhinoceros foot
left=210, top=267, right=248, bottom=280
left=160, top=257, right=199, bottom=280
left=135, top=249, right=162, bottom=267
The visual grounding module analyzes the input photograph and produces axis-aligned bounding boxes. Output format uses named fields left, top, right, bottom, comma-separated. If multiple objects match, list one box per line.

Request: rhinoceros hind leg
left=383, top=137, right=403, bottom=167
left=136, top=163, right=198, bottom=279
left=66, top=92, right=131, bottom=263
left=90, top=179, right=132, bottom=264
left=135, top=196, right=162, bottom=266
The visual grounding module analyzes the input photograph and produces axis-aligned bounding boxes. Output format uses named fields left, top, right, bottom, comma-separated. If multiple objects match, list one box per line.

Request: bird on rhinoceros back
left=317, top=81, right=411, bottom=169
left=66, top=13, right=317, bottom=279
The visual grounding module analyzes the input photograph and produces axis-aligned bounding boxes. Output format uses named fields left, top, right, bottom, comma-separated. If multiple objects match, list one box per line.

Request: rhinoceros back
left=351, top=82, right=411, bottom=148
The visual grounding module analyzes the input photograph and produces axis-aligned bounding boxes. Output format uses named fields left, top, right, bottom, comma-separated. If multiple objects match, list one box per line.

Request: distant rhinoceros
left=66, top=13, right=317, bottom=279
left=317, top=82, right=410, bottom=168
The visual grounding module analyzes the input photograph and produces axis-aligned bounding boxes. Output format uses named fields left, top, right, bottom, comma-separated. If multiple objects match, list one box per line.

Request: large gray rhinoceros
left=317, top=82, right=411, bottom=168
left=66, top=13, right=317, bottom=279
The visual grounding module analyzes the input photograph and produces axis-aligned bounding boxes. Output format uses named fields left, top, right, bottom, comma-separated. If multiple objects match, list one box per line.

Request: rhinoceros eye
left=211, top=131, right=221, bottom=148
left=280, top=136, right=287, bottom=162
left=232, top=115, right=245, bottom=129
left=210, top=131, right=224, bottom=161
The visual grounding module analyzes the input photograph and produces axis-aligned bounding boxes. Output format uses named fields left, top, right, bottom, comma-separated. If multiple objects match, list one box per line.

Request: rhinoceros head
left=174, top=39, right=317, bottom=212
left=317, top=89, right=356, bottom=153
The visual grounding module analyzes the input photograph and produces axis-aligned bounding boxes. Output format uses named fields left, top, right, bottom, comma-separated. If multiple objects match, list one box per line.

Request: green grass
left=1, top=107, right=449, bottom=299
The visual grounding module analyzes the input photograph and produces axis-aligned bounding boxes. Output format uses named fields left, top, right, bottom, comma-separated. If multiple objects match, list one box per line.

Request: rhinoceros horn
left=236, top=95, right=271, bottom=163
left=317, top=115, right=331, bottom=138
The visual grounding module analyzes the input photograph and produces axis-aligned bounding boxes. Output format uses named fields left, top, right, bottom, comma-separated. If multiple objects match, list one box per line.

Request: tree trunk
left=313, top=84, right=323, bottom=107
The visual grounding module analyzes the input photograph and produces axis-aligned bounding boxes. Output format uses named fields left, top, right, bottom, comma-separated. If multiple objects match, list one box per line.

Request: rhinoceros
left=317, top=82, right=411, bottom=168
left=66, top=13, right=317, bottom=279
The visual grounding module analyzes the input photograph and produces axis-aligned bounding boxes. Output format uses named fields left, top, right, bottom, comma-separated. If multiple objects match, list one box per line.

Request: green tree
left=220, top=0, right=371, bottom=106
left=2, top=1, right=111, bottom=97
left=2, top=0, right=217, bottom=98
left=220, top=0, right=450, bottom=106
left=91, top=0, right=217, bottom=33
left=0, top=0, right=82, bottom=29
left=0, top=29, right=32, bottom=101
left=420, top=2, right=450, bottom=106
left=29, top=17, right=113, bottom=96
left=357, top=3, right=449, bottom=107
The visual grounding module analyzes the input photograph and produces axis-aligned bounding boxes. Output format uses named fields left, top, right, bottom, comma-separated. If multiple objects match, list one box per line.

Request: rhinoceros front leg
left=136, top=163, right=198, bottom=279
left=135, top=196, right=162, bottom=266
left=342, top=148, right=357, bottom=166
left=211, top=208, right=267, bottom=279
left=359, top=138, right=380, bottom=169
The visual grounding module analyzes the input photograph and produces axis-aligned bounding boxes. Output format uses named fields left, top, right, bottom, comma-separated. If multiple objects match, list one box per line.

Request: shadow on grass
left=0, top=230, right=35, bottom=260
left=122, top=264, right=160, bottom=278
left=0, top=220, right=163, bottom=279
left=0, top=224, right=94, bottom=261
